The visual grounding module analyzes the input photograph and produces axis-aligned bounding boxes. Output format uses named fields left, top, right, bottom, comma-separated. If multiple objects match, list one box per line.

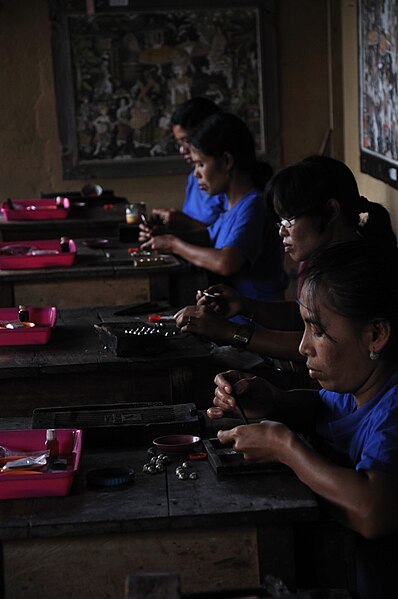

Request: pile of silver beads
left=142, top=452, right=169, bottom=474
left=142, top=449, right=199, bottom=480
left=176, top=461, right=199, bottom=480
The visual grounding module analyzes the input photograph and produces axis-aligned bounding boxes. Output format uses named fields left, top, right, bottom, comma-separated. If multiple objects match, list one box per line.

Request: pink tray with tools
left=0, top=429, right=82, bottom=499
left=0, top=239, right=76, bottom=269
left=1, top=197, right=70, bottom=221
left=0, top=306, right=57, bottom=345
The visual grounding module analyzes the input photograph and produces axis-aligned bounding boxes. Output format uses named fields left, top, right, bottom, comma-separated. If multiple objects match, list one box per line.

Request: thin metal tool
left=202, top=290, right=221, bottom=299
left=226, top=377, right=249, bottom=425
left=235, top=399, right=249, bottom=424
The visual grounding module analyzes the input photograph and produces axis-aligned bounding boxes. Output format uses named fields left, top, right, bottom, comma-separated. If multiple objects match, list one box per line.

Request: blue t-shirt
left=182, top=172, right=227, bottom=225
left=207, top=188, right=287, bottom=302
left=316, top=372, right=398, bottom=480
left=316, top=374, right=398, bottom=598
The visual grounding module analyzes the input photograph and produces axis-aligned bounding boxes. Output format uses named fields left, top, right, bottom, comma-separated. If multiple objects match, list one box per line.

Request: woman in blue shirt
left=140, top=112, right=287, bottom=303
left=208, top=240, right=398, bottom=598
left=149, top=97, right=228, bottom=231
left=174, top=156, right=396, bottom=360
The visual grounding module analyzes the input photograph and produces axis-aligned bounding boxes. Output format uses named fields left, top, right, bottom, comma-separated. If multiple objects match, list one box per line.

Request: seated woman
left=148, top=97, right=227, bottom=233
left=174, top=155, right=396, bottom=361
left=208, top=240, right=398, bottom=599
left=140, top=112, right=287, bottom=304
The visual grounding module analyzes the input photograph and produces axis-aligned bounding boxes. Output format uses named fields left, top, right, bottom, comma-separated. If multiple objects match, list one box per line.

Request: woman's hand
left=174, top=305, right=233, bottom=342
left=140, top=234, right=177, bottom=252
left=151, top=208, right=203, bottom=232
left=138, top=222, right=152, bottom=243
left=207, top=370, right=279, bottom=421
left=196, top=285, right=245, bottom=318
left=151, top=207, right=175, bottom=225
left=217, top=420, right=292, bottom=463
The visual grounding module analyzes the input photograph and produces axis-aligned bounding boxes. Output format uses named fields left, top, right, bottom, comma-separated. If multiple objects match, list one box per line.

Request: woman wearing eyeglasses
left=174, top=155, right=396, bottom=362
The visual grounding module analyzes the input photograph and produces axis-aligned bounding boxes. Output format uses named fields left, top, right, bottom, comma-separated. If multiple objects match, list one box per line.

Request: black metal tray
left=203, top=438, right=289, bottom=476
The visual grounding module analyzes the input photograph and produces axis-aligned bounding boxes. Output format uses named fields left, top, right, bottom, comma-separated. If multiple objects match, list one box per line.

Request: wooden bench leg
left=257, top=523, right=296, bottom=590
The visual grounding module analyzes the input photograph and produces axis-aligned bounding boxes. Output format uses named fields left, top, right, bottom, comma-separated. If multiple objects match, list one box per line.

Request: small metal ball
left=189, top=472, right=199, bottom=480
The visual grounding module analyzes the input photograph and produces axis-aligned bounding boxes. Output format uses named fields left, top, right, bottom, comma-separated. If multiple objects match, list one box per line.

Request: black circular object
left=86, top=467, right=135, bottom=487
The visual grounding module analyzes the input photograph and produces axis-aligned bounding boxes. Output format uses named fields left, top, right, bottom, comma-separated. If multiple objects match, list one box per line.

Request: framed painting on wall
left=358, top=0, right=398, bottom=189
left=49, top=0, right=279, bottom=179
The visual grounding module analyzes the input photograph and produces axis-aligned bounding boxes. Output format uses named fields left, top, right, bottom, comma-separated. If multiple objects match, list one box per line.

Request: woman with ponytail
left=140, top=112, right=287, bottom=304
left=175, top=156, right=397, bottom=363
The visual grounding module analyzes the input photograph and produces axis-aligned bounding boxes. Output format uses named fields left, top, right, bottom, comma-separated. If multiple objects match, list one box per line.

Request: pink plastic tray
left=0, top=239, right=76, bottom=269
left=1, top=198, right=70, bottom=221
left=0, top=306, right=57, bottom=345
left=0, top=429, right=82, bottom=499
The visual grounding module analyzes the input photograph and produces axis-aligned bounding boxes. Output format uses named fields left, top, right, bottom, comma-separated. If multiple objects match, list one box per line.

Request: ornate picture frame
left=358, top=0, right=398, bottom=189
left=49, top=0, right=279, bottom=179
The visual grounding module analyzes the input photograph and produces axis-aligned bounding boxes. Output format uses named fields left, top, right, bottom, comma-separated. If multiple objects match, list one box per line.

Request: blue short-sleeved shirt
left=183, top=172, right=227, bottom=225
left=316, top=372, right=398, bottom=480
left=207, top=188, right=287, bottom=302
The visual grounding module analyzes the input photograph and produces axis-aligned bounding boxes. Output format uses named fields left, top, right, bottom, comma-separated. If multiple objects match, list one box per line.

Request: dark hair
left=188, top=112, right=273, bottom=189
left=301, top=240, right=398, bottom=363
left=170, top=97, right=222, bottom=131
left=265, top=155, right=397, bottom=247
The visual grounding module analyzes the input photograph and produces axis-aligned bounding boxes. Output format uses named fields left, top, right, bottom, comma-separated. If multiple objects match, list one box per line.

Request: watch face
left=235, top=333, right=249, bottom=343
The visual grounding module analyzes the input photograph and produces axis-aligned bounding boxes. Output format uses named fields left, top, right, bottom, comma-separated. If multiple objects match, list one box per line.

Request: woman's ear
left=223, top=151, right=234, bottom=173
left=327, top=198, right=341, bottom=223
left=368, top=319, right=391, bottom=354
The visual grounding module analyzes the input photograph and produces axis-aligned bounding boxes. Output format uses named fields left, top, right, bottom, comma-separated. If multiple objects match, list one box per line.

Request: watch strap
left=233, top=324, right=254, bottom=349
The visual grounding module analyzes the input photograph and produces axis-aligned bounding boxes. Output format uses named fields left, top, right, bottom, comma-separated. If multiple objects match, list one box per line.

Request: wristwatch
left=233, top=324, right=254, bottom=349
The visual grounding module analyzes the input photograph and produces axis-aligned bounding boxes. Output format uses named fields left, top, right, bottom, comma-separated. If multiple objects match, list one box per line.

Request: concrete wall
left=341, top=0, right=398, bottom=232
left=0, top=0, right=331, bottom=214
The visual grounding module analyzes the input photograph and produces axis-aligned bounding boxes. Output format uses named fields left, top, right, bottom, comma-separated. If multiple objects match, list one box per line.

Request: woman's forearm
left=195, top=316, right=305, bottom=363
left=281, top=432, right=398, bottom=538
left=247, top=328, right=305, bottom=362
left=171, top=238, right=243, bottom=276
left=241, top=298, right=302, bottom=331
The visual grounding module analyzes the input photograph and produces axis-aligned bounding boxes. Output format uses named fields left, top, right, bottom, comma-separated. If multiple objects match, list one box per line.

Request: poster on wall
left=49, top=0, right=279, bottom=179
left=358, top=0, right=398, bottom=189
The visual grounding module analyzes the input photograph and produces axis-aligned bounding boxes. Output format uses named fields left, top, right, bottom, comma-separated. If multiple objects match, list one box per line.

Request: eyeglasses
left=275, top=211, right=310, bottom=229
left=276, top=216, right=298, bottom=229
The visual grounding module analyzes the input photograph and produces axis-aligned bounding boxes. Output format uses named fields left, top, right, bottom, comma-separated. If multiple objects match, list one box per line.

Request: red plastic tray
left=1, top=198, right=70, bottom=221
left=0, top=429, right=82, bottom=499
left=0, top=239, right=76, bottom=269
left=0, top=306, right=57, bottom=345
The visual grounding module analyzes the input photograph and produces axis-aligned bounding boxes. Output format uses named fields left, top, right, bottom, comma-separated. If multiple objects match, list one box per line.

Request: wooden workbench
left=0, top=305, right=213, bottom=415
left=0, top=196, right=127, bottom=241
left=0, top=425, right=319, bottom=599
left=0, top=239, right=205, bottom=308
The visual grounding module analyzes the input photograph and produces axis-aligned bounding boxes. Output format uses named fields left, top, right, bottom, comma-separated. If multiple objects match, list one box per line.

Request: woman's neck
left=330, top=219, right=359, bottom=243
left=227, top=171, right=255, bottom=208
left=354, top=361, right=398, bottom=408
